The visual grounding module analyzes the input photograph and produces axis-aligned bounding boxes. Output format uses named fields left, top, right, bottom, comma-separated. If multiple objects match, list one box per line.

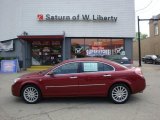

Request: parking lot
left=0, top=62, right=160, bottom=120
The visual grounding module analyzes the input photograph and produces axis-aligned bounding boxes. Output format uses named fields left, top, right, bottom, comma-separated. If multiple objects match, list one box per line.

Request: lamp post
left=137, top=16, right=160, bottom=67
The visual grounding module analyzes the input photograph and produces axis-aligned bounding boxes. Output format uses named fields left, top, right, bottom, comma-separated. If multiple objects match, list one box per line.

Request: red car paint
left=12, top=57, right=146, bottom=102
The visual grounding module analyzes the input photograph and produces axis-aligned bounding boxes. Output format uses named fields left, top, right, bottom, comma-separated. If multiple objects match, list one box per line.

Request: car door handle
left=103, top=74, right=112, bottom=77
left=70, top=76, right=78, bottom=79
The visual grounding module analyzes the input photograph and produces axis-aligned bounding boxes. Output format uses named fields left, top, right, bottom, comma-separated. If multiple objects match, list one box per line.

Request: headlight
left=13, top=78, right=21, bottom=83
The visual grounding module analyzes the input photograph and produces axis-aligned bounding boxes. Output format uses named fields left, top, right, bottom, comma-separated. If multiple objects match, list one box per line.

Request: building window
left=31, top=40, right=62, bottom=65
left=71, top=38, right=124, bottom=58
left=154, top=23, right=158, bottom=35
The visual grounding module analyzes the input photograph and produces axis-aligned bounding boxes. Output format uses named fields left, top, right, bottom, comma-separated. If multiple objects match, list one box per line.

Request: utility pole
left=137, top=16, right=141, bottom=67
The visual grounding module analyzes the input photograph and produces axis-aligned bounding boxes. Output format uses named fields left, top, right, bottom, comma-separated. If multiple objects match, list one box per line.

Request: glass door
left=41, top=41, right=51, bottom=65
left=32, top=41, right=42, bottom=65
left=50, top=41, right=62, bottom=65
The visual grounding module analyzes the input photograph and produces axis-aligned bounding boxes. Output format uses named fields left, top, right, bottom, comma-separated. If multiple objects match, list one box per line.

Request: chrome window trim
left=45, top=60, right=115, bottom=76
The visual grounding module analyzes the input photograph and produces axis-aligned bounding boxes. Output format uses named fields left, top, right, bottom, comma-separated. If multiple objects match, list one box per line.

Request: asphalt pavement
left=0, top=62, right=160, bottom=120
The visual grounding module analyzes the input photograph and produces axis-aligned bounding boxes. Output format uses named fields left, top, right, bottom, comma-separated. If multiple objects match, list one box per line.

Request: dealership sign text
left=37, top=14, right=118, bottom=22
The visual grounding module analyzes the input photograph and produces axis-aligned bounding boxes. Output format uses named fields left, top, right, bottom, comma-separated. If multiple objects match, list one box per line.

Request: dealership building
left=0, top=0, right=135, bottom=69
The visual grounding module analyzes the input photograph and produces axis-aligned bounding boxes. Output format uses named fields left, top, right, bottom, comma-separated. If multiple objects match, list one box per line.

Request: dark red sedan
left=12, top=57, right=146, bottom=104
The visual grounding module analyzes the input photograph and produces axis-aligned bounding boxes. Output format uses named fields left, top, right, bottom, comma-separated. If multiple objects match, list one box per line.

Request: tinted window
left=98, top=63, right=114, bottom=71
left=53, top=62, right=79, bottom=74
left=103, top=64, right=114, bottom=71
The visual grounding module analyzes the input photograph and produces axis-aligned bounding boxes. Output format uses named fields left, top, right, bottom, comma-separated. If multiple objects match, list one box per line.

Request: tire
left=153, top=60, right=155, bottom=64
left=109, top=84, right=130, bottom=104
left=21, top=85, right=41, bottom=104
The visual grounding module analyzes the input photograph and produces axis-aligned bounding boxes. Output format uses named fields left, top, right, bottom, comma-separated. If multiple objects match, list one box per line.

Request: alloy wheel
left=110, top=84, right=130, bottom=104
left=22, top=85, right=41, bottom=104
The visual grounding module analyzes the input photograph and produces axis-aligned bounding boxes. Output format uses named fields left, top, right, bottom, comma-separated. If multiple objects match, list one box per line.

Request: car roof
left=60, top=57, right=128, bottom=70
left=63, top=57, right=109, bottom=62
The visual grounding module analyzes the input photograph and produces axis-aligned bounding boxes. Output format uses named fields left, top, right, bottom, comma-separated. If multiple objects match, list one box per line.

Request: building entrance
left=31, top=40, right=62, bottom=65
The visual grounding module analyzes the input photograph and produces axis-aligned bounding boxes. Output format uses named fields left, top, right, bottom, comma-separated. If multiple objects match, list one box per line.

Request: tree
left=134, top=32, right=148, bottom=41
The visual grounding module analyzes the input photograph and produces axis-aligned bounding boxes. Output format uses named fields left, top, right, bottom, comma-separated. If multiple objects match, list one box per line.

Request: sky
left=135, top=0, right=160, bottom=36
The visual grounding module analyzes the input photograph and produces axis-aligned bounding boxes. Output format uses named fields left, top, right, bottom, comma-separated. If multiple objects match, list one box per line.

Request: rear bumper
left=132, top=77, right=146, bottom=94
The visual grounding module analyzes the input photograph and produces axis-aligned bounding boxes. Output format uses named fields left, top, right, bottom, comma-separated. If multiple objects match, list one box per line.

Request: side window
left=103, top=64, right=114, bottom=71
left=98, top=63, right=114, bottom=71
left=53, top=62, right=79, bottom=74
left=82, top=62, right=114, bottom=72
left=83, top=62, right=98, bottom=72
left=98, top=63, right=104, bottom=71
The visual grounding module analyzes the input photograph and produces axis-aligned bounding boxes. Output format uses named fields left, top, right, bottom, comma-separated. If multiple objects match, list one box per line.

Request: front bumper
left=11, top=83, right=21, bottom=97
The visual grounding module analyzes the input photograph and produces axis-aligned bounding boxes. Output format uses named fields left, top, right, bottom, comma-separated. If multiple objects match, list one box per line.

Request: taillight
left=135, top=67, right=143, bottom=77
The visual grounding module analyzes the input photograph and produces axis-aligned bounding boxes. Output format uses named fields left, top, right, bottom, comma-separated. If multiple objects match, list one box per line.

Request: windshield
left=151, top=55, right=157, bottom=59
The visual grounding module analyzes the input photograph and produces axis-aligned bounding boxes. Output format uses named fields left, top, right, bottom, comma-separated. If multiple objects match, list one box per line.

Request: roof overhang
left=18, top=35, right=64, bottom=41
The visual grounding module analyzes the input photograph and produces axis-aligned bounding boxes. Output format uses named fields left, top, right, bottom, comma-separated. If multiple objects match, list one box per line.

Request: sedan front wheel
left=21, top=85, right=41, bottom=104
left=109, top=84, right=130, bottom=104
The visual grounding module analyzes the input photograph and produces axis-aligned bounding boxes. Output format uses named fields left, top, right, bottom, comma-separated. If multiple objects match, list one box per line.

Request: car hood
left=20, top=71, right=45, bottom=79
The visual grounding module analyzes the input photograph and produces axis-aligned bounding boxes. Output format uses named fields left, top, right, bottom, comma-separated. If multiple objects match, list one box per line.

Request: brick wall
left=133, top=27, right=160, bottom=60
left=133, top=14, right=160, bottom=60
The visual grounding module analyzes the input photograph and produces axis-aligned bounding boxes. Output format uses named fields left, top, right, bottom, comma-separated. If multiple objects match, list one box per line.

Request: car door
left=78, top=62, right=115, bottom=96
left=147, top=56, right=152, bottom=63
left=42, top=62, right=79, bottom=96
left=144, top=56, right=149, bottom=63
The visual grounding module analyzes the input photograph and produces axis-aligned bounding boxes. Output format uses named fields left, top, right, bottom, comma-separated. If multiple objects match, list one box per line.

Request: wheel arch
left=108, top=81, right=132, bottom=96
left=20, top=82, right=42, bottom=97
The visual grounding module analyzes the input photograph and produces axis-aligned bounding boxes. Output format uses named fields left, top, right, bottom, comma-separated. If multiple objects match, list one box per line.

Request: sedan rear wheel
left=109, top=84, right=130, bottom=104
left=22, top=85, right=41, bottom=104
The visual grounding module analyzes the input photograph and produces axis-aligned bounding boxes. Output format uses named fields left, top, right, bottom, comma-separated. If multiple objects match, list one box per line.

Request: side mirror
left=47, top=71, right=54, bottom=76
